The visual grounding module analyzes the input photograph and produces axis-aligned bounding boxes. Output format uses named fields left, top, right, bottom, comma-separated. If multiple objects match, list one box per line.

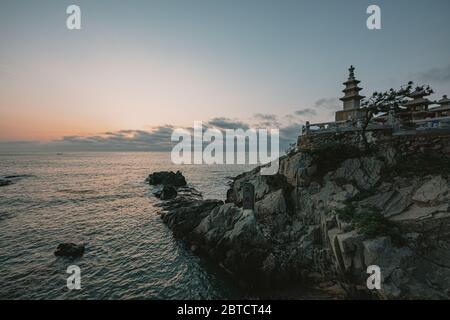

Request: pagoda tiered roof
left=403, top=87, right=433, bottom=109
left=403, top=97, right=433, bottom=108
left=430, top=95, right=450, bottom=113
left=339, top=65, right=365, bottom=102
left=438, top=95, right=450, bottom=106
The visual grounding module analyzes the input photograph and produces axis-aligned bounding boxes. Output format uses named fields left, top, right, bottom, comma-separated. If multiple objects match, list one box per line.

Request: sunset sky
left=1, top=0, right=450, bottom=151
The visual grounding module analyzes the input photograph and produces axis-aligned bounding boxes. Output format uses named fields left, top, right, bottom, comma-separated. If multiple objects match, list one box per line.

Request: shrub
left=334, top=205, right=403, bottom=244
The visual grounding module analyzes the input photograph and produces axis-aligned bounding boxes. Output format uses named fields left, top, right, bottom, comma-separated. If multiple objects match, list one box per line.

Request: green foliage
left=334, top=205, right=403, bottom=244
left=353, top=209, right=397, bottom=239
left=347, top=187, right=377, bottom=203
left=361, top=82, right=415, bottom=116
left=334, top=204, right=356, bottom=222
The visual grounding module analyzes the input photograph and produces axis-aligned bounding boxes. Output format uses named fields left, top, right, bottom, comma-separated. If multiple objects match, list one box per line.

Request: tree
left=359, top=82, right=433, bottom=144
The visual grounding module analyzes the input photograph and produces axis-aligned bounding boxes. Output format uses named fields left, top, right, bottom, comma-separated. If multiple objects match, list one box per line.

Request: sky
left=1, top=0, right=450, bottom=152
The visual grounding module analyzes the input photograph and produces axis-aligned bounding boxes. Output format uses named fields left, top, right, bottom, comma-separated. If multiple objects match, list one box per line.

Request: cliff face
left=155, top=130, right=450, bottom=299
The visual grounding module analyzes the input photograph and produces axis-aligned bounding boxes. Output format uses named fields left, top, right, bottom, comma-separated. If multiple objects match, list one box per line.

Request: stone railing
left=413, top=116, right=450, bottom=130
left=302, top=119, right=388, bottom=135
left=302, top=116, right=450, bottom=136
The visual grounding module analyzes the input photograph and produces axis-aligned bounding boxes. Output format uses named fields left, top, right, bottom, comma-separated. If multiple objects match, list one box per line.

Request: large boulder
left=254, top=189, right=288, bottom=234
left=226, top=165, right=293, bottom=206
left=331, top=157, right=383, bottom=190
left=193, top=204, right=268, bottom=277
left=391, top=203, right=448, bottom=221
left=278, top=152, right=316, bottom=186
left=412, top=175, right=448, bottom=204
left=146, top=171, right=187, bottom=187
left=159, top=198, right=223, bottom=239
left=54, top=243, right=85, bottom=258
left=358, top=187, right=413, bottom=218
left=362, top=237, right=413, bottom=299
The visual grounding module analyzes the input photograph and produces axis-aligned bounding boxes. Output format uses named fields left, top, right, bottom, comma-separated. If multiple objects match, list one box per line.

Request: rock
left=0, top=179, right=13, bottom=187
left=333, top=230, right=365, bottom=273
left=262, top=253, right=277, bottom=275
left=359, top=191, right=396, bottom=210
left=313, top=181, right=356, bottom=210
left=362, top=236, right=413, bottom=299
left=332, top=157, right=382, bottom=190
left=160, top=198, right=223, bottom=238
left=194, top=204, right=266, bottom=249
left=412, top=175, right=448, bottom=204
left=194, top=203, right=242, bottom=240
left=54, top=243, right=85, bottom=258
left=254, top=189, right=288, bottom=233
left=383, top=147, right=397, bottom=166
left=159, top=185, right=177, bottom=200
left=279, top=152, right=315, bottom=185
left=226, top=164, right=293, bottom=206
left=378, top=182, right=392, bottom=193
left=363, top=236, right=392, bottom=267
left=193, top=204, right=268, bottom=278
left=358, top=187, right=413, bottom=218
left=146, top=171, right=187, bottom=187
left=383, top=186, right=414, bottom=217
left=391, top=203, right=448, bottom=221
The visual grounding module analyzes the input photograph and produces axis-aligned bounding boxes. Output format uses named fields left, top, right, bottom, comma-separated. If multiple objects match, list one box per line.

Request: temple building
left=401, top=87, right=433, bottom=120
left=335, top=66, right=365, bottom=122
left=429, top=95, right=450, bottom=118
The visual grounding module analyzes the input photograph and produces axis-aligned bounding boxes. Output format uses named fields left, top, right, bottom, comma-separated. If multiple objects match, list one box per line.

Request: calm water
left=0, top=152, right=254, bottom=299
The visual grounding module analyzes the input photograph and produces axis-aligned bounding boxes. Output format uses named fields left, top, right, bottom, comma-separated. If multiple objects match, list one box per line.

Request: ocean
left=0, top=152, right=255, bottom=299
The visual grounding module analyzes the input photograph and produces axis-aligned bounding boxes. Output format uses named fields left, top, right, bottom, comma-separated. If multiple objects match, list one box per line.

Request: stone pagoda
left=335, top=66, right=365, bottom=122
left=402, top=87, right=433, bottom=120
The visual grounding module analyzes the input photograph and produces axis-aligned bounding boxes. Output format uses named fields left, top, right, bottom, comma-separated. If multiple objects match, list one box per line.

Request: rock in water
left=160, top=185, right=178, bottom=200
left=146, top=171, right=187, bottom=187
left=0, top=179, right=13, bottom=187
left=54, top=243, right=85, bottom=257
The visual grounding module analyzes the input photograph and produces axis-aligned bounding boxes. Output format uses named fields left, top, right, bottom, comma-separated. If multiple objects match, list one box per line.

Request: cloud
left=417, top=65, right=450, bottom=83
left=314, top=97, right=340, bottom=110
left=294, top=108, right=317, bottom=116
left=51, top=126, right=176, bottom=151
left=0, top=140, right=42, bottom=152
left=290, top=98, right=339, bottom=123
left=279, top=123, right=302, bottom=151
left=254, top=113, right=277, bottom=121
left=0, top=116, right=305, bottom=154
left=207, top=117, right=250, bottom=130
left=253, top=113, right=281, bottom=127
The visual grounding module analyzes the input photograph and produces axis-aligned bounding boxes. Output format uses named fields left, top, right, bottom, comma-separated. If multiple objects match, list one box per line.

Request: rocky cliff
left=151, top=130, right=450, bottom=299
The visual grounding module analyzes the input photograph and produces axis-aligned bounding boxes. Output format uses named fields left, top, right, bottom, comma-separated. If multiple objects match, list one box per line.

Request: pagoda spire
left=348, top=65, right=355, bottom=79
left=339, top=65, right=365, bottom=111
left=335, top=65, right=365, bottom=122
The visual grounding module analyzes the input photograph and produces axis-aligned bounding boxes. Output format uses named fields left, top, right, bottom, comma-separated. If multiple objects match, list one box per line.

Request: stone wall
left=297, top=129, right=450, bottom=160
